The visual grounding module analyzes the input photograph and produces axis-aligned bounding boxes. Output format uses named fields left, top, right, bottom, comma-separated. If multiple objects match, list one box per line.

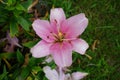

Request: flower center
left=57, top=32, right=64, bottom=42
left=50, top=31, right=64, bottom=42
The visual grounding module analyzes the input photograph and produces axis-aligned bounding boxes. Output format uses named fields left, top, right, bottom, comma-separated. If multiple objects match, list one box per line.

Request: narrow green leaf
left=3, top=65, right=8, bottom=80
left=26, top=76, right=33, bottom=80
left=32, top=66, right=42, bottom=74
left=10, top=21, right=18, bottom=37
left=0, top=65, right=8, bottom=80
left=3, top=65, right=7, bottom=74
left=21, top=0, right=33, bottom=10
left=20, top=67, right=31, bottom=80
left=0, top=72, right=8, bottom=80
left=0, top=53, right=15, bottom=59
left=7, top=0, right=12, bottom=5
left=22, top=41, right=38, bottom=48
left=17, top=16, right=30, bottom=31
left=5, top=5, right=15, bottom=10
left=12, top=68, right=21, bottom=80
left=28, top=57, right=37, bottom=67
left=7, top=0, right=16, bottom=5
left=28, top=57, right=42, bottom=67
left=16, top=3, right=25, bottom=11
left=16, top=49, right=24, bottom=63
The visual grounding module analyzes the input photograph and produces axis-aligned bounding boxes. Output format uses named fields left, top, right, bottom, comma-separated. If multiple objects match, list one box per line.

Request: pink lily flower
left=43, top=66, right=88, bottom=80
left=31, top=8, right=89, bottom=67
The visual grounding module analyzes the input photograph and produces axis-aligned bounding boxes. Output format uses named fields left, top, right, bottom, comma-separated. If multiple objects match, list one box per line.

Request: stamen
left=61, top=38, right=77, bottom=41
left=49, top=32, right=58, bottom=40
left=58, top=32, right=63, bottom=39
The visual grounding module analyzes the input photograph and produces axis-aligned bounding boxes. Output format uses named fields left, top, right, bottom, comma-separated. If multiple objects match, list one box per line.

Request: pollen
left=58, top=32, right=64, bottom=42
left=58, top=32, right=62, bottom=38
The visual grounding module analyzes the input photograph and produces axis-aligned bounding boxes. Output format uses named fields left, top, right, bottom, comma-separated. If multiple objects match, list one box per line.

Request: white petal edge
left=30, top=40, right=52, bottom=58
left=43, top=66, right=59, bottom=80
left=66, top=13, right=88, bottom=38
left=72, top=39, right=89, bottom=55
left=72, top=72, right=88, bottom=80
left=50, top=8, right=66, bottom=26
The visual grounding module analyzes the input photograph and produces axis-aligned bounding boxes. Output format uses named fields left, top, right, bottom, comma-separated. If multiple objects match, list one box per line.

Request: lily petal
left=7, top=32, right=22, bottom=48
left=72, top=72, right=88, bottom=80
left=32, top=19, right=55, bottom=42
left=65, top=13, right=88, bottom=38
left=72, top=39, right=89, bottom=55
left=50, top=8, right=66, bottom=28
left=30, top=40, right=52, bottom=58
left=50, top=42, right=73, bottom=67
left=43, top=66, right=59, bottom=80
left=45, top=56, right=53, bottom=63
left=65, top=73, right=72, bottom=80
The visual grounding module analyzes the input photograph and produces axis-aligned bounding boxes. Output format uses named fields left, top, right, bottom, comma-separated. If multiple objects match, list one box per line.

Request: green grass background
left=50, top=0, right=120, bottom=80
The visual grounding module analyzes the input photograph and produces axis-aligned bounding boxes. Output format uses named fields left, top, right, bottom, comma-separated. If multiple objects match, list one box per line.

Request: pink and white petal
left=50, top=22, right=59, bottom=34
left=45, top=56, right=53, bottom=63
left=72, top=72, right=88, bottom=80
left=65, top=73, right=72, bottom=80
left=50, top=8, right=66, bottom=28
left=59, top=67, right=66, bottom=80
left=32, top=19, right=55, bottom=42
left=60, top=20, right=69, bottom=34
left=43, top=66, right=59, bottom=80
left=30, top=40, right=52, bottom=58
left=71, top=39, right=89, bottom=55
left=65, top=13, right=88, bottom=38
left=50, top=42, right=73, bottom=67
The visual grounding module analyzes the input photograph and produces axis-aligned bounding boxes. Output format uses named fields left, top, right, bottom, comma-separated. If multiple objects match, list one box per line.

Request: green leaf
left=5, top=6, right=15, bottom=10
left=20, top=67, right=31, bottom=80
left=0, top=53, right=16, bottom=59
left=3, top=65, right=8, bottom=80
left=16, top=49, right=24, bottom=63
left=28, top=57, right=37, bottom=67
left=28, top=57, right=42, bottom=67
left=21, top=0, right=33, bottom=10
left=22, top=41, right=38, bottom=48
left=12, top=68, right=21, bottom=80
left=16, top=3, right=25, bottom=11
left=0, top=65, right=8, bottom=80
left=7, top=0, right=12, bottom=5
left=32, top=66, right=42, bottom=74
left=17, top=16, right=30, bottom=31
left=26, top=76, right=33, bottom=80
left=10, top=21, right=18, bottom=37
left=7, top=0, right=16, bottom=6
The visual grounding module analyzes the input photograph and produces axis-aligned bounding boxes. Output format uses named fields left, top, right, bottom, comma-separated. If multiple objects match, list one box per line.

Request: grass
left=69, top=0, right=120, bottom=80
left=49, top=0, right=120, bottom=79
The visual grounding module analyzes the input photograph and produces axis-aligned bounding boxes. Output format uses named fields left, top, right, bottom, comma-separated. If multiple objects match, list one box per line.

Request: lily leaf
left=16, top=3, right=25, bottom=11
left=0, top=53, right=15, bottom=59
left=0, top=65, right=8, bottom=80
left=23, top=40, right=38, bottom=48
left=20, top=67, right=31, bottom=80
left=16, top=49, right=24, bottom=63
left=17, top=16, right=30, bottom=31
left=10, top=21, right=18, bottom=37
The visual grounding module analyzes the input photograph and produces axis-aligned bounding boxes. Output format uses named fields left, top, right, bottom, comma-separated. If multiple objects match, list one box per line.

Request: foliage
left=0, top=0, right=119, bottom=80
left=0, top=0, right=32, bottom=36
